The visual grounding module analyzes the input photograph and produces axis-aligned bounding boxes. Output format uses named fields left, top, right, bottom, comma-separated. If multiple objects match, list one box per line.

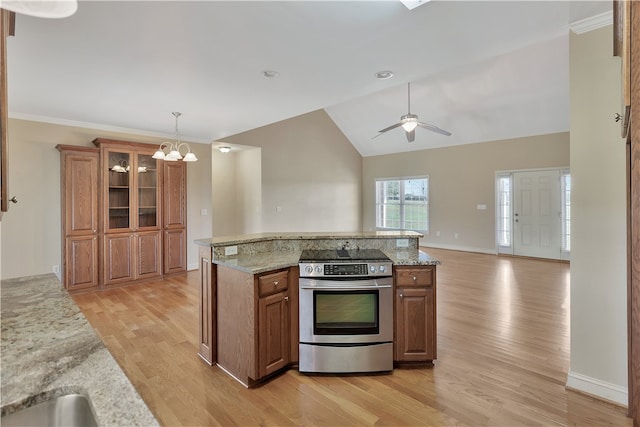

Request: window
left=375, top=177, right=428, bottom=232
left=497, top=174, right=512, bottom=247
left=561, top=170, right=571, bottom=252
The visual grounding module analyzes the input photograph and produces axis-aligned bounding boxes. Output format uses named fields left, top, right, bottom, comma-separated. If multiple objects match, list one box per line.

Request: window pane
left=498, top=175, right=511, bottom=247
left=376, top=177, right=428, bottom=231
left=562, top=173, right=571, bottom=252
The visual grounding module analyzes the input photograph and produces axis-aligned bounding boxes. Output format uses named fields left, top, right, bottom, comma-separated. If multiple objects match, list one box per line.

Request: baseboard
left=187, top=262, right=199, bottom=271
left=419, top=242, right=497, bottom=255
left=566, top=370, right=628, bottom=407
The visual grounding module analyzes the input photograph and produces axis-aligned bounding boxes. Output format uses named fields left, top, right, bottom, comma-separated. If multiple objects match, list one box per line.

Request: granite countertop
left=213, top=249, right=440, bottom=275
left=195, top=230, right=424, bottom=247
left=1, top=274, right=158, bottom=426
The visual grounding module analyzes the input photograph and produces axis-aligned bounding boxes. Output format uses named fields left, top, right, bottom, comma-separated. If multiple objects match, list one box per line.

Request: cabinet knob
left=412, top=276, right=417, bottom=281
left=400, top=293, right=403, bottom=299
left=284, top=296, right=289, bottom=302
left=274, top=281, right=279, bottom=286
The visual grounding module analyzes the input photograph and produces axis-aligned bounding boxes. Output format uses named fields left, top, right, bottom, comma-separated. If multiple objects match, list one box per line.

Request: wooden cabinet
left=97, top=140, right=163, bottom=287
left=163, top=161, right=187, bottom=275
left=216, top=265, right=292, bottom=386
left=257, top=270, right=290, bottom=378
left=57, top=146, right=100, bottom=291
left=198, top=246, right=215, bottom=365
left=58, top=138, right=188, bottom=291
left=393, top=266, right=437, bottom=363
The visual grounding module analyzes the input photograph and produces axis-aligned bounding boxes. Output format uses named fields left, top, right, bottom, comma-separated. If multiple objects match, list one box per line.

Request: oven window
left=313, top=290, right=379, bottom=335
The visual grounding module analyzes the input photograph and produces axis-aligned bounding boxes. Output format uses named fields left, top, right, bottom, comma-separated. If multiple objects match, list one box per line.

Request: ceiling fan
left=373, top=82, right=451, bottom=142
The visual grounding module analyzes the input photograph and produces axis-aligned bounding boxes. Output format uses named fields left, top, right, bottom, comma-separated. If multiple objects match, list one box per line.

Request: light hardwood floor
left=72, top=249, right=632, bottom=426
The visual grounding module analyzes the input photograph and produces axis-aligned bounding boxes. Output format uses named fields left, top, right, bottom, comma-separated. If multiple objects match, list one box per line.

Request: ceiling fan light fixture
left=0, top=0, right=78, bottom=18
left=402, top=121, right=418, bottom=132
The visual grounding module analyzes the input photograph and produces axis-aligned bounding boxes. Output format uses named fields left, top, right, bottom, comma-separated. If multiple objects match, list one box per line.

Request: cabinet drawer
left=258, top=270, right=289, bottom=296
left=395, top=267, right=434, bottom=287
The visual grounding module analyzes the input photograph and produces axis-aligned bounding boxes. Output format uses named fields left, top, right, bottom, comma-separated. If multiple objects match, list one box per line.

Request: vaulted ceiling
left=6, top=1, right=610, bottom=157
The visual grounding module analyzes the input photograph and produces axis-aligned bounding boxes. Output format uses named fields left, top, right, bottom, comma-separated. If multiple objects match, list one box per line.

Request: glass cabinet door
left=136, top=153, right=158, bottom=228
left=107, top=151, right=131, bottom=230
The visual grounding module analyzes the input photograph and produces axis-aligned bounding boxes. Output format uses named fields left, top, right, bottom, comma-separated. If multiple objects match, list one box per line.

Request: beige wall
left=210, top=146, right=262, bottom=236
left=1, top=118, right=212, bottom=278
left=221, top=110, right=362, bottom=233
left=363, top=133, right=569, bottom=252
left=568, top=25, right=628, bottom=404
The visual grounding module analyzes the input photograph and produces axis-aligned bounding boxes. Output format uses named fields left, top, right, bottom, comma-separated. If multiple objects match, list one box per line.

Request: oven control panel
left=299, top=262, right=393, bottom=278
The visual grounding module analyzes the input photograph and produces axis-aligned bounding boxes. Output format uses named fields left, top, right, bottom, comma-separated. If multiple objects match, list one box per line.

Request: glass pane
left=137, top=154, right=158, bottom=228
left=498, top=175, right=511, bottom=246
left=562, top=173, right=571, bottom=252
left=404, top=179, right=427, bottom=204
left=107, top=151, right=130, bottom=230
left=403, top=204, right=427, bottom=230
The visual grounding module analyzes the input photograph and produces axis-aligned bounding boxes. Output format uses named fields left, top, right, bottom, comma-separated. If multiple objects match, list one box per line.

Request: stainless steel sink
left=1, top=394, right=98, bottom=427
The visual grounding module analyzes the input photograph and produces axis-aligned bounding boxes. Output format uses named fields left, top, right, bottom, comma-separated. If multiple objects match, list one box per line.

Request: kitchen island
left=195, top=231, right=440, bottom=386
left=0, top=274, right=158, bottom=426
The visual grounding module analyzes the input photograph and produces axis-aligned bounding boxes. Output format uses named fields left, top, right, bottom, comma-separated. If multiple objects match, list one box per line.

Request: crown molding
left=569, top=10, right=613, bottom=35
left=7, top=112, right=210, bottom=144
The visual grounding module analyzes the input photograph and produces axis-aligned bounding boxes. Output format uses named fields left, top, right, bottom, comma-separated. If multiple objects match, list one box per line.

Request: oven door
left=299, top=277, right=393, bottom=344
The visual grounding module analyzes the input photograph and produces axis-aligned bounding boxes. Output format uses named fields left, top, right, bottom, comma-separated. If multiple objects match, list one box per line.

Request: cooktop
left=298, top=248, right=391, bottom=262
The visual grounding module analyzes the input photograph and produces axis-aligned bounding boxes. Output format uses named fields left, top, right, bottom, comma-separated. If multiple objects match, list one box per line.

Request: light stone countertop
left=195, top=230, right=424, bottom=248
left=1, top=274, right=159, bottom=427
left=212, top=249, right=440, bottom=275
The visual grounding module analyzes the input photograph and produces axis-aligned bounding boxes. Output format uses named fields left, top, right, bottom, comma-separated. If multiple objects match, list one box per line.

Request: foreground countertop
left=1, top=274, right=158, bottom=427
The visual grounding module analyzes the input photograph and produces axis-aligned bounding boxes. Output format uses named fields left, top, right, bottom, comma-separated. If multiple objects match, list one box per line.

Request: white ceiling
left=6, top=1, right=610, bottom=157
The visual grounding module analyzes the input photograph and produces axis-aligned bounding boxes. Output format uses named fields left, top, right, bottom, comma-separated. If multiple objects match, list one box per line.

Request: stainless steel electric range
left=298, top=248, right=393, bottom=374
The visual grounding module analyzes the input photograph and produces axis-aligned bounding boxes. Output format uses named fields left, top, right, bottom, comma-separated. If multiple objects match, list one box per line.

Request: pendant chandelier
left=152, top=112, right=197, bottom=162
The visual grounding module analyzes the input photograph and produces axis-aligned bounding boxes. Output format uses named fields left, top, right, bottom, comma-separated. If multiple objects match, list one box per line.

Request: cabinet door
left=164, top=228, right=186, bottom=274
left=163, top=161, right=185, bottom=228
left=198, top=246, right=215, bottom=365
left=104, top=150, right=132, bottom=232
left=136, top=230, right=162, bottom=279
left=65, top=235, right=98, bottom=291
left=258, top=291, right=290, bottom=378
left=104, top=234, right=134, bottom=286
left=64, top=153, right=99, bottom=236
left=136, top=152, right=160, bottom=230
left=395, top=287, right=435, bottom=362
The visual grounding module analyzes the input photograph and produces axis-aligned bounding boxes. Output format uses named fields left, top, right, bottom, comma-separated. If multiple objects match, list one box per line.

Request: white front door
left=513, top=170, right=562, bottom=259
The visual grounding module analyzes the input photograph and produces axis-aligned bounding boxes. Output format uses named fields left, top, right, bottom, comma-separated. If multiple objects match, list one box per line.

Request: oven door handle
left=299, top=284, right=392, bottom=290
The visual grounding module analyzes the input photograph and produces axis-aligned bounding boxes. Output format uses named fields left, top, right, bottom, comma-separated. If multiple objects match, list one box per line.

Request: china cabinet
left=57, top=138, right=187, bottom=291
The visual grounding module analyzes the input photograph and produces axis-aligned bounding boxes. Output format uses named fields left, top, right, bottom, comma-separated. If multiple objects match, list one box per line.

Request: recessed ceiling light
left=219, top=146, right=231, bottom=153
left=375, top=70, right=394, bottom=80
left=262, top=70, right=280, bottom=78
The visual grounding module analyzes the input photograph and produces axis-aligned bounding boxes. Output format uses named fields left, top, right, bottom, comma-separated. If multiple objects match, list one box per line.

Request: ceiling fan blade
left=417, top=122, right=452, bottom=136
left=376, top=122, right=404, bottom=134
left=406, top=129, right=415, bottom=142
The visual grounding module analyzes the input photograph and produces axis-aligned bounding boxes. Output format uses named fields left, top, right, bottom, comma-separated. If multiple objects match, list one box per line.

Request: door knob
left=9, top=196, right=17, bottom=204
